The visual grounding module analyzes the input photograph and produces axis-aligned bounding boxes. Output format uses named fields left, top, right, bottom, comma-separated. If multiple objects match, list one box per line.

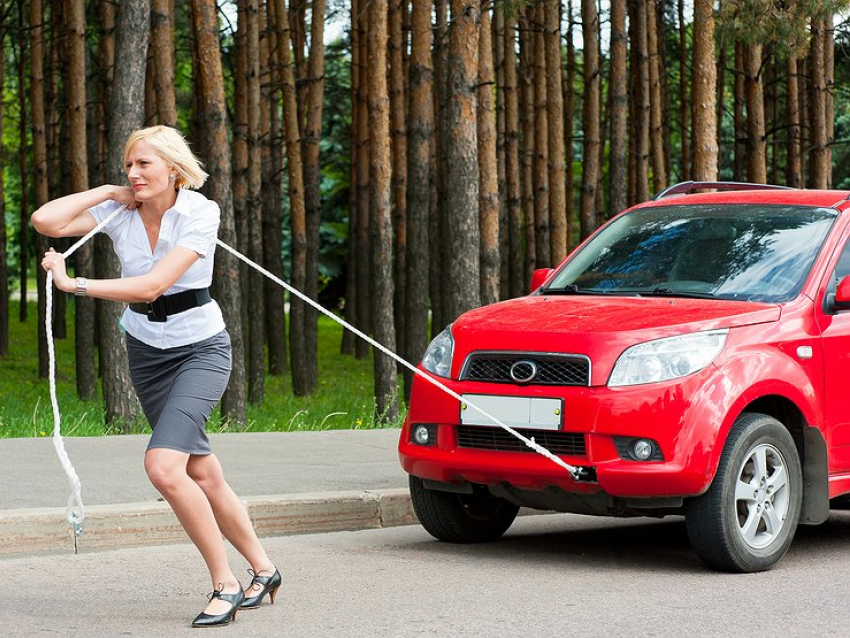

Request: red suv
left=399, top=182, right=850, bottom=572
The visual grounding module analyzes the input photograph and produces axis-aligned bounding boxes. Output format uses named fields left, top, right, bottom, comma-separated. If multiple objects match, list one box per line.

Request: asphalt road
left=4, top=511, right=850, bottom=637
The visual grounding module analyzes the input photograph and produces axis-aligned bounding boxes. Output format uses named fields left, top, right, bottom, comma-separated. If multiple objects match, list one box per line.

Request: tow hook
left=572, top=466, right=598, bottom=483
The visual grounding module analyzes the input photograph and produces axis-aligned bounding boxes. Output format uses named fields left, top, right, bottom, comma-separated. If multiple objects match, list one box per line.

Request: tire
left=409, top=475, right=520, bottom=543
left=686, top=412, right=803, bottom=573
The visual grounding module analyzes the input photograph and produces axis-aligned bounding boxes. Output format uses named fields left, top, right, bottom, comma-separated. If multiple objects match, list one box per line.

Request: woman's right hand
left=110, top=185, right=139, bottom=210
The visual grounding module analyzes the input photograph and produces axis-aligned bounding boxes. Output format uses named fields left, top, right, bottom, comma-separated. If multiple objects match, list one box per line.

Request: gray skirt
left=126, top=330, right=232, bottom=455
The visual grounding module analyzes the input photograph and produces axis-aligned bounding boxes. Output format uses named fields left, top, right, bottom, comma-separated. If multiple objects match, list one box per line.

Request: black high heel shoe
left=240, top=568, right=282, bottom=609
left=192, top=584, right=245, bottom=628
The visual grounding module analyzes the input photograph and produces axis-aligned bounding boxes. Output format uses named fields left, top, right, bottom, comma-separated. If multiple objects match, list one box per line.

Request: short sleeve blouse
left=90, top=188, right=226, bottom=349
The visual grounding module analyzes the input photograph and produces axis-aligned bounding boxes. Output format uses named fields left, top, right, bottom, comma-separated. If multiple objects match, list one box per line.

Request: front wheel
left=409, top=476, right=519, bottom=543
left=686, top=413, right=802, bottom=572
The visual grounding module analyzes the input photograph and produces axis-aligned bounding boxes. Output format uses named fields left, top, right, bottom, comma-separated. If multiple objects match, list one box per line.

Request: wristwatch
left=75, top=277, right=87, bottom=297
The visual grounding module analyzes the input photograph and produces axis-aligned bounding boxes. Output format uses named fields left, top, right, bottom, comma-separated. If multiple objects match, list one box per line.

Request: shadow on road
left=402, top=509, right=850, bottom=574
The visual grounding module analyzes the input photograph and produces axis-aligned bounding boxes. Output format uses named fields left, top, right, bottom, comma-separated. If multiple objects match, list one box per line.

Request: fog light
left=413, top=424, right=435, bottom=446
left=632, top=439, right=654, bottom=461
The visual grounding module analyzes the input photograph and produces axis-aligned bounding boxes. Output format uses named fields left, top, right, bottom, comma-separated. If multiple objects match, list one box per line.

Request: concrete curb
left=0, top=488, right=418, bottom=558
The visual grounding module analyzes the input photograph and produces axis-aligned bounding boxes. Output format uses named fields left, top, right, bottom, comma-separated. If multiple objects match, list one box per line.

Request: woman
left=34, top=125, right=281, bottom=628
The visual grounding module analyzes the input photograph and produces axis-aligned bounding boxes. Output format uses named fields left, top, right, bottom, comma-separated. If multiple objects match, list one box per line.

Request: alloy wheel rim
left=733, top=443, right=791, bottom=549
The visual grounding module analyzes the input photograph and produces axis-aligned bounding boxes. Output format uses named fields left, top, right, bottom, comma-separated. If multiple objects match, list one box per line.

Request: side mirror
left=530, top=268, right=553, bottom=294
left=836, top=276, right=850, bottom=309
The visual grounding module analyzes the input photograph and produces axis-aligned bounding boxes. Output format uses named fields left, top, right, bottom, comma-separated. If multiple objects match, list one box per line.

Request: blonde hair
left=123, top=125, right=208, bottom=189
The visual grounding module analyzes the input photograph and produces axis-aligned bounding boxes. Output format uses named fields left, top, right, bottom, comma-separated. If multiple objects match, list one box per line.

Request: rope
left=45, top=205, right=580, bottom=539
left=216, top=239, right=581, bottom=479
left=44, top=206, right=126, bottom=537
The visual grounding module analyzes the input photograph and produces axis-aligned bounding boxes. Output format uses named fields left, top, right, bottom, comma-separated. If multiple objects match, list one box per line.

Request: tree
left=100, top=0, right=149, bottom=431
left=368, top=0, right=398, bottom=422
left=67, top=0, right=96, bottom=401
left=502, top=6, right=523, bottom=298
left=580, top=0, right=601, bottom=238
left=478, top=1, right=499, bottom=306
left=150, top=0, right=177, bottom=127
left=389, top=0, right=408, bottom=355
left=299, top=0, right=327, bottom=395
left=30, top=0, right=49, bottom=375
left=532, top=2, right=550, bottom=266
left=744, top=42, right=766, bottom=183
left=444, top=0, right=481, bottom=322
left=191, top=0, right=246, bottom=426
left=245, top=0, right=265, bottom=404
left=609, top=0, right=628, bottom=215
left=404, top=0, right=434, bottom=398
left=692, top=0, right=718, bottom=181
left=545, top=0, right=566, bottom=264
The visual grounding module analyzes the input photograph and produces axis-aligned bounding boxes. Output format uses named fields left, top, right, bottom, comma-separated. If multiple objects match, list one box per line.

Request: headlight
left=608, top=329, right=728, bottom=387
left=421, top=326, right=454, bottom=378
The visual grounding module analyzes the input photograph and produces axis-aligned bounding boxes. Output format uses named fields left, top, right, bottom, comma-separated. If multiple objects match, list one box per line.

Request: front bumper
left=399, top=366, right=726, bottom=499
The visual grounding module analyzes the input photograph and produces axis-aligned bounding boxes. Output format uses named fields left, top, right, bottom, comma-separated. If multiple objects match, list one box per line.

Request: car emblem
left=509, top=360, right=538, bottom=384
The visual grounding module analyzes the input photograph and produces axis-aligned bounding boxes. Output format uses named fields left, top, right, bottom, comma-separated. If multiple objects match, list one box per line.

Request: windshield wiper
left=543, top=285, right=609, bottom=295
left=641, top=287, right=717, bottom=299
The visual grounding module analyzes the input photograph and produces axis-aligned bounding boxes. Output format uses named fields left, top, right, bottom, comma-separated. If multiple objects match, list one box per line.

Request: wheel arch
left=742, top=395, right=829, bottom=525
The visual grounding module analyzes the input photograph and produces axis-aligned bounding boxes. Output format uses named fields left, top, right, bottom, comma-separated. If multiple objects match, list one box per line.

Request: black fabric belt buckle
left=129, top=288, right=212, bottom=322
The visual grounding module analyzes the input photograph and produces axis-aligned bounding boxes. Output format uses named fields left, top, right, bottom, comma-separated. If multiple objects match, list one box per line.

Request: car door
left=816, top=233, right=850, bottom=474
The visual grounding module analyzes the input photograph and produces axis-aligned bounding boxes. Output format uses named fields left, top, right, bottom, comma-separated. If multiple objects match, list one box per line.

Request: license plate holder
left=459, top=394, right=562, bottom=430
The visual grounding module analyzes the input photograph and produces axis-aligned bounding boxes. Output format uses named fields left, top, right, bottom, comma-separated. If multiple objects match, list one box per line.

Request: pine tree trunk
left=646, top=0, right=666, bottom=193
left=629, top=0, right=649, bottom=204
left=192, top=0, right=246, bottom=426
left=389, top=0, right=408, bottom=358
left=342, top=0, right=359, bottom=357
left=263, top=0, right=287, bottom=375
left=733, top=42, right=746, bottom=181
left=271, top=0, right=310, bottom=397
left=368, top=0, right=399, bottom=423
left=478, top=1, right=499, bottom=306
left=31, top=0, right=50, bottom=376
left=691, top=0, right=717, bottom=182
left=565, top=1, right=575, bottom=247
left=404, top=0, right=433, bottom=399
left=245, top=0, right=265, bottom=404
left=678, top=0, right=690, bottom=180
left=101, top=0, right=149, bottom=432
left=580, top=0, right=601, bottom=238
left=744, top=42, right=766, bottom=184
left=16, top=2, right=29, bottom=324
left=519, top=10, right=535, bottom=289
left=354, top=0, right=372, bottom=357
left=532, top=3, right=550, bottom=266
left=444, top=0, right=481, bottom=322
left=786, top=54, right=802, bottom=188
left=545, top=0, right=566, bottom=264
left=300, top=0, right=326, bottom=395
left=67, top=0, right=97, bottom=401
left=809, top=17, right=829, bottom=189
left=609, top=0, right=628, bottom=215
left=151, top=0, right=177, bottom=126
left=503, top=10, right=523, bottom=298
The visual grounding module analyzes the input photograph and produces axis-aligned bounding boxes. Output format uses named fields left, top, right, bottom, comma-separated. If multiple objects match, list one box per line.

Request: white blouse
left=90, top=188, right=226, bottom=349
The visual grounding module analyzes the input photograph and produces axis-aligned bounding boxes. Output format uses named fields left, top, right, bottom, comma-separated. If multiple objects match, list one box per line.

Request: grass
left=0, top=299, right=407, bottom=439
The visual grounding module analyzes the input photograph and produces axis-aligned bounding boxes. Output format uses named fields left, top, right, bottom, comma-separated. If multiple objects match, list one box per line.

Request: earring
left=168, top=175, right=176, bottom=181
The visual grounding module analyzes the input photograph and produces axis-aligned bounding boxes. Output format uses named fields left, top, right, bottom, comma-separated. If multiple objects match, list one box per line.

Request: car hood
left=450, top=295, right=781, bottom=385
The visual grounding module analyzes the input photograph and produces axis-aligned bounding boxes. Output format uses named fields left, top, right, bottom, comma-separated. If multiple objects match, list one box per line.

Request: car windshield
left=545, top=204, right=836, bottom=302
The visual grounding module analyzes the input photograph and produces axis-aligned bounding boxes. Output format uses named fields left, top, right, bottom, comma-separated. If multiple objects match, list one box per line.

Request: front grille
left=456, top=426, right=587, bottom=456
left=461, top=352, right=591, bottom=386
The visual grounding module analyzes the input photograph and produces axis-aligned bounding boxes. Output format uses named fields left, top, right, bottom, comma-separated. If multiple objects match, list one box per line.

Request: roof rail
left=653, top=181, right=794, bottom=200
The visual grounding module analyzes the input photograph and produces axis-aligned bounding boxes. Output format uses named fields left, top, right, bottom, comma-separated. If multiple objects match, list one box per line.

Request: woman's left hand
left=41, top=248, right=73, bottom=293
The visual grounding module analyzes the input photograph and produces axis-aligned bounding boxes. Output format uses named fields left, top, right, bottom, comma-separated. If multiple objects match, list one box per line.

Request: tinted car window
left=546, top=205, right=836, bottom=302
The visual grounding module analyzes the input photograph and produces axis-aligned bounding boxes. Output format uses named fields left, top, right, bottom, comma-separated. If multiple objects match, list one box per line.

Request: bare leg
left=187, top=453, right=276, bottom=590
left=144, top=448, right=240, bottom=615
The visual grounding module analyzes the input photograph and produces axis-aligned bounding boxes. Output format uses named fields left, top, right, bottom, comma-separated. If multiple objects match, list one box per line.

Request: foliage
left=0, top=300, right=405, bottom=439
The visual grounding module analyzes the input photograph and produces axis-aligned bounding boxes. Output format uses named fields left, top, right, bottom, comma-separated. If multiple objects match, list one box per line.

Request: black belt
left=129, top=288, right=212, bottom=322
